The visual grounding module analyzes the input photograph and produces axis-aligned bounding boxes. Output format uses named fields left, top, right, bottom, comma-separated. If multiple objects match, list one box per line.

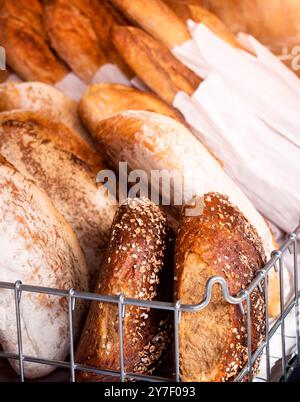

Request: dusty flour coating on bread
left=0, top=159, right=88, bottom=379
left=176, top=193, right=266, bottom=382
left=76, top=198, right=173, bottom=381
left=0, top=113, right=117, bottom=279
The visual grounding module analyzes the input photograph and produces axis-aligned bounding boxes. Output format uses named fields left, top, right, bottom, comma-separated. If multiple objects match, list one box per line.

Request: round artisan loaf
left=0, top=111, right=117, bottom=281
left=0, top=154, right=89, bottom=379
left=0, top=81, right=87, bottom=139
left=75, top=198, right=173, bottom=381
left=175, top=193, right=266, bottom=382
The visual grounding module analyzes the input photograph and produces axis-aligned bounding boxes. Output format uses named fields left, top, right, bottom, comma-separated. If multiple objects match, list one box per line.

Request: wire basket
left=0, top=224, right=299, bottom=383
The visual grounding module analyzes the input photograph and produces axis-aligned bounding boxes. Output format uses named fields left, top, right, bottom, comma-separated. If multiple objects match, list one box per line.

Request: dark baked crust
left=112, top=26, right=201, bottom=105
left=175, top=193, right=266, bottom=382
left=75, top=198, right=173, bottom=381
left=0, top=0, right=68, bottom=83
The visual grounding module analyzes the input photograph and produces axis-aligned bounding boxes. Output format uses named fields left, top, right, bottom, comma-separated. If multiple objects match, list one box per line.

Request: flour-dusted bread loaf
left=94, top=110, right=280, bottom=317
left=112, top=26, right=201, bottom=105
left=176, top=193, right=266, bottom=382
left=0, top=154, right=89, bottom=379
left=76, top=198, right=173, bottom=381
left=0, top=0, right=68, bottom=83
left=0, top=111, right=117, bottom=281
left=0, top=82, right=87, bottom=138
left=43, top=0, right=132, bottom=83
left=111, top=0, right=191, bottom=49
left=79, top=83, right=184, bottom=134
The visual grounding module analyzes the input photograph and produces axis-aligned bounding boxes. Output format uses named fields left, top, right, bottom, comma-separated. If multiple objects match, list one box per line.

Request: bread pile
left=0, top=0, right=293, bottom=382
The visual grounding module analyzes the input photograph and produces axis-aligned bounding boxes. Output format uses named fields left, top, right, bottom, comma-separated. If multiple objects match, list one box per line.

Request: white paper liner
left=92, top=63, right=131, bottom=87
left=55, top=73, right=87, bottom=102
left=4, top=73, right=22, bottom=83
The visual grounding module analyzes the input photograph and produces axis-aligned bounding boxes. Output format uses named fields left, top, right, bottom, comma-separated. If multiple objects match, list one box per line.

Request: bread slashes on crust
left=175, top=193, right=266, bottom=382
left=75, top=198, right=173, bottom=381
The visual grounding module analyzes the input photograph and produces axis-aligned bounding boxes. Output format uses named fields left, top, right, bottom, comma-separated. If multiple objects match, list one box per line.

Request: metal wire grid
left=0, top=225, right=299, bottom=383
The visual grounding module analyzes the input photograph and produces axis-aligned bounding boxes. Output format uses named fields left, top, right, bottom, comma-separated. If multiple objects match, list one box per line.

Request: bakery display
left=0, top=81, right=87, bottom=137
left=0, top=0, right=68, bottom=83
left=176, top=193, right=265, bottom=381
left=76, top=198, right=173, bottom=381
left=0, top=111, right=117, bottom=281
left=112, top=26, right=201, bottom=104
left=79, top=83, right=185, bottom=134
left=0, top=154, right=89, bottom=378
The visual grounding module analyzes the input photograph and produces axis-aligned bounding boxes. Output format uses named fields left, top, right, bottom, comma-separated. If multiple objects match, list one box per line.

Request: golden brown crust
left=176, top=193, right=266, bottom=382
left=0, top=111, right=117, bottom=280
left=79, top=83, right=185, bottom=134
left=0, top=69, right=10, bottom=83
left=0, top=0, right=68, bottom=83
left=112, top=26, right=201, bottom=104
left=111, top=0, right=191, bottom=49
left=43, top=0, right=106, bottom=83
left=76, top=198, right=172, bottom=381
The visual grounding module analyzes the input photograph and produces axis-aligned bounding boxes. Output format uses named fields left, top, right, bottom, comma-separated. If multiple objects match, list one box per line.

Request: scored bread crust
left=0, top=154, right=89, bottom=378
left=112, top=26, right=201, bottom=105
left=175, top=193, right=266, bottom=381
left=111, top=0, right=191, bottom=49
left=0, top=111, right=117, bottom=280
left=94, top=110, right=280, bottom=317
left=76, top=198, right=172, bottom=381
left=0, top=0, right=68, bottom=83
left=79, top=83, right=185, bottom=134
left=0, top=81, right=87, bottom=138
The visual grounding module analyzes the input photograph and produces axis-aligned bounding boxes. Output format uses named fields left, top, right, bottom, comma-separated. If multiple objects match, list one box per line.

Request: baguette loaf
left=0, top=82, right=87, bottom=138
left=0, top=154, right=89, bottom=379
left=111, top=0, right=191, bottom=49
left=79, top=83, right=185, bottom=134
left=164, top=1, right=243, bottom=49
left=43, top=0, right=132, bottom=83
left=76, top=198, right=173, bottom=381
left=176, top=193, right=266, bottom=381
left=112, top=26, right=201, bottom=105
left=0, top=111, right=117, bottom=281
left=0, top=0, right=68, bottom=83
left=94, top=110, right=280, bottom=317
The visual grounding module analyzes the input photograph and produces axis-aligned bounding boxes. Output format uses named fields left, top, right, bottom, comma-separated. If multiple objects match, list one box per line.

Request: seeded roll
left=176, top=193, right=266, bottom=382
left=75, top=198, right=173, bottom=381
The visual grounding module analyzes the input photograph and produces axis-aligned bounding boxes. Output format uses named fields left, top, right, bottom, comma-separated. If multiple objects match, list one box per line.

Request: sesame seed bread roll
left=0, top=0, right=68, bottom=83
left=176, top=193, right=266, bottom=382
left=112, top=26, right=201, bottom=105
left=79, top=83, right=185, bottom=134
left=0, top=154, right=89, bottom=379
left=111, top=0, right=191, bottom=49
left=94, top=110, right=280, bottom=317
left=76, top=198, right=173, bottom=381
left=0, top=81, right=87, bottom=138
left=0, top=111, right=117, bottom=282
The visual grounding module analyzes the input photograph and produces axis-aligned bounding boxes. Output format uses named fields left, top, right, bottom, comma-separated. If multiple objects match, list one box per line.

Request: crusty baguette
left=0, top=81, right=87, bottom=137
left=0, top=154, right=89, bottom=379
left=0, top=0, right=68, bottom=83
left=176, top=193, right=266, bottom=381
left=112, top=26, right=201, bottom=104
left=164, top=0, right=243, bottom=49
left=79, top=83, right=185, bottom=134
left=94, top=110, right=280, bottom=317
left=0, top=111, right=117, bottom=281
left=76, top=198, right=173, bottom=381
left=43, top=0, right=106, bottom=83
left=111, top=0, right=191, bottom=49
